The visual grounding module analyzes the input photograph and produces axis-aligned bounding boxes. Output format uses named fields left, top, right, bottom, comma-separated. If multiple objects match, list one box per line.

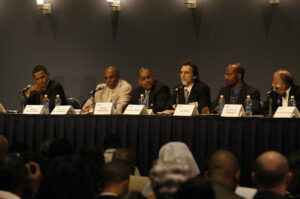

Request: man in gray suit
left=82, top=66, right=132, bottom=114
left=205, top=150, right=244, bottom=199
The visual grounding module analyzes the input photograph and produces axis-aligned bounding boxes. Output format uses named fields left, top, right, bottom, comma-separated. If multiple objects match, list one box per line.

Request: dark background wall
left=1, top=0, right=300, bottom=110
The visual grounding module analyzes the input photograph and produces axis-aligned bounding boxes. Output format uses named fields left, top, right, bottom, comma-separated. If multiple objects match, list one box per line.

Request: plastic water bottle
left=43, top=94, right=50, bottom=114
left=289, top=95, right=296, bottom=107
left=111, top=95, right=117, bottom=114
left=245, top=95, right=253, bottom=117
left=139, top=94, right=146, bottom=105
left=55, top=94, right=61, bottom=107
left=218, top=95, right=225, bottom=114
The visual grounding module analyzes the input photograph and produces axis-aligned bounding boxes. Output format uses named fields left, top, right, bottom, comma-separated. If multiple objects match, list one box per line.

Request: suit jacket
left=168, top=79, right=211, bottom=113
left=124, top=80, right=170, bottom=113
left=262, top=83, right=300, bottom=115
left=82, top=79, right=132, bottom=114
left=253, top=191, right=286, bottom=199
left=210, top=83, right=262, bottom=115
left=25, top=79, right=67, bottom=112
left=211, top=180, right=244, bottom=199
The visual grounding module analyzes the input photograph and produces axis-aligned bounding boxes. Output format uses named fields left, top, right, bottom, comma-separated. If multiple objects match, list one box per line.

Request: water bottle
left=218, top=95, right=225, bottom=114
left=289, top=95, right=296, bottom=107
left=139, top=94, right=146, bottom=105
left=43, top=94, right=50, bottom=114
left=111, top=95, right=117, bottom=114
left=245, top=95, right=253, bottom=117
left=55, top=94, right=61, bottom=107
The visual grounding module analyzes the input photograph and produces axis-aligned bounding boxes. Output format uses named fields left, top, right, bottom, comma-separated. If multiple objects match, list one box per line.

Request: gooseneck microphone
left=266, top=85, right=280, bottom=95
left=89, top=86, right=105, bottom=95
left=22, top=84, right=32, bottom=93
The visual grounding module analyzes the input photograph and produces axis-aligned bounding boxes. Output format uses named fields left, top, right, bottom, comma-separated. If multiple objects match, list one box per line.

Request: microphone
left=22, top=84, right=31, bottom=93
left=174, top=83, right=187, bottom=92
left=89, top=86, right=105, bottom=95
left=266, top=85, right=280, bottom=95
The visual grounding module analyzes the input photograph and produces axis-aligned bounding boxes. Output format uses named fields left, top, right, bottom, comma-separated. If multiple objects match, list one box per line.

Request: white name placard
left=174, top=104, right=198, bottom=116
left=221, top=104, right=245, bottom=117
left=273, top=106, right=300, bottom=118
left=123, top=105, right=147, bottom=115
left=94, top=103, right=113, bottom=115
left=51, top=105, right=75, bottom=115
left=23, top=105, right=45, bottom=114
left=0, top=104, right=6, bottom=113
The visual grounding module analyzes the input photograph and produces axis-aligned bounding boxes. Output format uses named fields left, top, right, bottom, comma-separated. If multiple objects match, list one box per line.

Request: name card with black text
left=273, top=106, right=300, bottom=118
left=124, top=105, right=148, bottom=115
left=94, top=103, right=113, bottom=115
left=51, top=105, right=75, bottom=115
left=221, top=104, right=245, bottom=117
left=174, top=104, right=198, bottom=116
left=23, top=105, right=45, bottom=114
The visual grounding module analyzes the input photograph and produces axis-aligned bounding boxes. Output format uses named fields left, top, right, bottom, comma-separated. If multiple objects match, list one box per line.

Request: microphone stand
left=267, top=95, right=273, bottom=118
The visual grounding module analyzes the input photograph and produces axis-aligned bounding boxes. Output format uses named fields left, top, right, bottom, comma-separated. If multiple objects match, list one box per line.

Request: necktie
left=40, top=94, right=44, bottom=105
left=145, top=91, right=150, bottom=108
left=107, top=90, right=114, bottom=102
left=184, top=88, right=189, bottom=104
left=231, top=89, right=236, bottom=104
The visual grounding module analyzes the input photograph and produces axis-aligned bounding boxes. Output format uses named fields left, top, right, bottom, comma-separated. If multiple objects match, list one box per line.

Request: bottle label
left=219, top=104, right=224, bottom=113
left=245, top=105, right=252, bottom=112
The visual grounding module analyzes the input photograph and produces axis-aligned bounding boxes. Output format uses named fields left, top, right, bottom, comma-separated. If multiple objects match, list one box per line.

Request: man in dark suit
left=164, top=60, right=211, bottom=114
left=124, top=68, right=170, bottom=113
left=262, top=70, right=300, bottom=116
left=210, top=63, right=261, bottom=115
left=98, top=161, right=130, bottom=199
left=205, top=150, right=244, bottom=199
left=25, top=65, right=67, bottom=112
left=252, top=151, right=292, bottom=199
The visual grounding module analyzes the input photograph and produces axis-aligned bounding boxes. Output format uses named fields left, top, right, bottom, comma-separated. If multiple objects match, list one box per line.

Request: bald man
left=252, top=151, right=292, bottom=199
left=210, top=63, right=261, bottom=115
left=124, top=68, right=170, bottom=113
left=82, top=66, right=132, bottom=114
left=205, top=149, right=244, bottom=199
left=262, top=70, right=300, bottom=115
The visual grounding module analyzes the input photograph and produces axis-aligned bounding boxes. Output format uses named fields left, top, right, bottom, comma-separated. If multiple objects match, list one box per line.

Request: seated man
left=252, top=151, right=292, bottom=199
left=262, top=69, right=300, bottom=115
left=82, top=66, right=132, bottom=114
left=205, top=149, right=244, bottom=199
left=99, top=161, right=130, bottom=199
left=164, top=60, right=211, bottom=114
left=210, top=63, right=261, bottom=115
left=124, top=68, right=170, bottom=113
left=26, top=65, right=67, bottom=112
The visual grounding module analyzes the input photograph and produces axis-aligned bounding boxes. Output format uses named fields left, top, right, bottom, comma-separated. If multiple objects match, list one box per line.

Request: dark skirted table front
left=1, top=113, right=300, bottom=186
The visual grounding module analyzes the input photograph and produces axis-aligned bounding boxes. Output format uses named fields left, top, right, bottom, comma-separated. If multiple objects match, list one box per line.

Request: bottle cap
left=56, top=94, right=60, bottom=98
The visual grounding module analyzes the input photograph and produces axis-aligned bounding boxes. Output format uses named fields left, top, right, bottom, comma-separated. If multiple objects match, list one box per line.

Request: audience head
left=32, top=65, right=49, bottom=90
left=150, top=157, right=195, bottom=199
left=113, top=147, right=137, bottom=175
left=206, top=149, right=240, bottom=190
left=99, top=161, right=130, bottom=196
left=180, top=60, right=199, bottom=87
left=103, top=133, right=122, bottom=151
left=48, top=139, right=73, bottom=160
left=138, top=68, right=155, bottom=91
left=272, top=70, right=294, bottom=95
left=37, top=155, right=96, bottom=199
left=0, top=153, right=27, bottom=196
left=8, top=142, right=29, bottom=154
left=0, top=135, right=8, bottom=154
left=121, top=191, right=146, bottom=199
left=176, top=177, right=215, bottom=199
left=252, top=151, right=291, bottom=194
left=287, top=150, right=300, bottom=196
left=225, top=63, right=244, bottom=88
left=158, top=142, right=200, bottom=177
left=104, top=66, right=120, bottom=89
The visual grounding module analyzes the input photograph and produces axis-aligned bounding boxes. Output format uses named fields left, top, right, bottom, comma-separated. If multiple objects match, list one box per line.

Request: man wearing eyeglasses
left=210, top=63, right=262, bottom=114
left=124, top=68, right=170, bottom=113
left=262, top=69, right=300, bottom=115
